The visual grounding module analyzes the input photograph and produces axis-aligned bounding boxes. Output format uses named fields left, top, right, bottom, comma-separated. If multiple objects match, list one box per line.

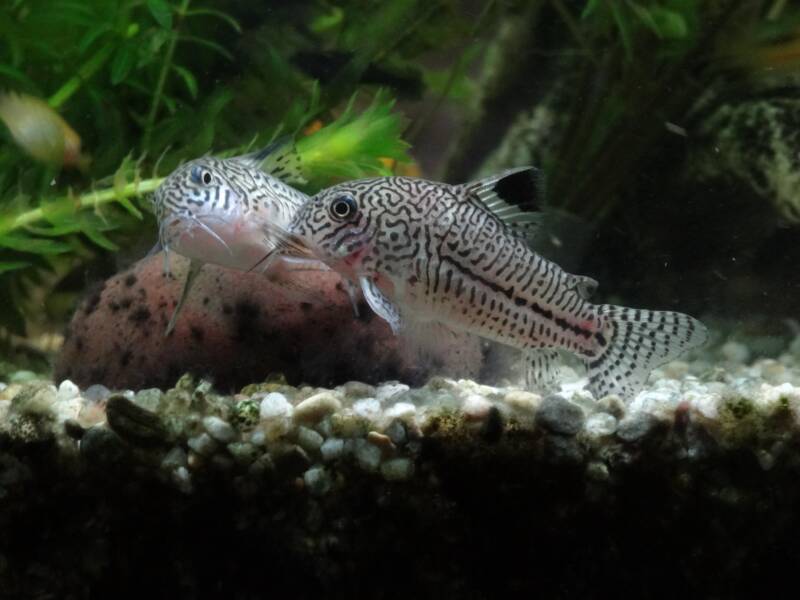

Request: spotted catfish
left=278, top=168, right=708, bottom=399
left=150, top=140, right=317, bottom=334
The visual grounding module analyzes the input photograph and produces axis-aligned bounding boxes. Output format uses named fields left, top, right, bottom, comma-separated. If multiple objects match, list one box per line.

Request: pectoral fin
left=359, top=276, right=402, bottom=334
left=165, top=259, right=204, bottom=337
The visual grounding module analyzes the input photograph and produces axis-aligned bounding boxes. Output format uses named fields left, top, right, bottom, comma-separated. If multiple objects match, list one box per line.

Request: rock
left=56, top=380, right=80, bottom=402
left=187, top=433, right=217, bottom=457
left=596, top=394, right=625, bottom=418
left=202, top=416, right=236, bottom=443
left=381, top=458, right=414, bottom=481
left=259, top=392, right=292, bottom=420
left=585, top=413, right=617, bottom=437
left=354, top=439, right=382, bottom=472
left=55, top=254, right=483, bottom=391
left=106, top=395, right=170, bottom=447
left=536, top=395, right=585, bottom=435
left=297, top=426, right=324, bottom=453
left=303, top=466, right=333, bottom=496
left=616, top=413, right=661, bottom=443
left=320, top=438, right=345, bottom=462
left=294, top=392, right=341, bottom=424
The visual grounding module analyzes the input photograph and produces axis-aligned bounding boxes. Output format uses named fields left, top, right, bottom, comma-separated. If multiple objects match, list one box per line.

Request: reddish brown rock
left=55, top=254, right=484, bottom=391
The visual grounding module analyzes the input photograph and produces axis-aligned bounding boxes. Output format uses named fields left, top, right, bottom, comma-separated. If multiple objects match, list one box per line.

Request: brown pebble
left=367, top=431, right=396, bottom=455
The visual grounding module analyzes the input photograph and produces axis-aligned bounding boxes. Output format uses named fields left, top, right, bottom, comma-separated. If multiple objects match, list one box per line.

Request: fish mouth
left=159, top=211, right=273, bottom=271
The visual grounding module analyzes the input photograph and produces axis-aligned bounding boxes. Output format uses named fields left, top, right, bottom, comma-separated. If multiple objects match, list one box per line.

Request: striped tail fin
left=584, top=305, right=708, bottom=400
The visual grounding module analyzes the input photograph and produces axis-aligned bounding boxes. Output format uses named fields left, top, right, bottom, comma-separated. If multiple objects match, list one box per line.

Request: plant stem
left=142, top=0, right=191, bottom=153
left=0, top=178, right=164, bottom=237
left=48, top=44, right=114, bottom=109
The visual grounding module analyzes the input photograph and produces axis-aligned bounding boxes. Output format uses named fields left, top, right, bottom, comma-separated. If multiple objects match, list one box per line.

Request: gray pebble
left=162, top=447, right=188, bottom=470
left=133, top=388, right=163, bottom=412
left=617, top=413, right=660, bottom=443
left=303, top=466, right=333, bottom=496
left=585, top=413, right=617, bottom=437
left=354, top=439, right=382, bottom=472
left=202, top=415, right=236, bottom=443
left=320, top=438, right=345, bottom=462
left=297, top=426, right=324, bottom=452
left=83, top=384, right=111, bottom=403
left=227, top=442, right=258, bottom=466
left=385, top=420, right=407, bottom=446
left=536, top=395, right=585, bottom=435
left=187, top=433, right=218, bottom=457
left=380, top=458, right=414, bottom=481
left=274, top=445, right=311, bottom=478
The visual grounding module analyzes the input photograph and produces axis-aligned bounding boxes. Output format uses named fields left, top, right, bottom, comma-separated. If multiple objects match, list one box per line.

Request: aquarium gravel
left=4, top=326, right=800, bottom=597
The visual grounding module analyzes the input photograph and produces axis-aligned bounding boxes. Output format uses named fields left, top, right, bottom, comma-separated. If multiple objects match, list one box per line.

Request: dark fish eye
left=190, top=165, right=213, bottom=186
left=330, top=194, right=356, bottom=220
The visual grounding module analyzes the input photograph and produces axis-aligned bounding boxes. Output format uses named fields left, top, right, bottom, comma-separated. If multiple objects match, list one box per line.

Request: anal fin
left=524, top=348, right=561, bottom=392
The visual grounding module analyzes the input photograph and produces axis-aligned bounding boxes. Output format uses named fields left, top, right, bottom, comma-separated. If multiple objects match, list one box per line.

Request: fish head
left=152, top=156, right=296, bottom=271
left=291, top=180, right=389, bottom=278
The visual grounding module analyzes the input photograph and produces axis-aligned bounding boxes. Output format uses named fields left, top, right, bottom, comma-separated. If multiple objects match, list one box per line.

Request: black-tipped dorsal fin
left=464, top=166, right=545, bottom=235
left=234, top=136, right=307, bottom=185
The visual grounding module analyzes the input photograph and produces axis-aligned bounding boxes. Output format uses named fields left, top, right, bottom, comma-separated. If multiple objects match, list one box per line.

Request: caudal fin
left=584, top=305, right=708, bottom=400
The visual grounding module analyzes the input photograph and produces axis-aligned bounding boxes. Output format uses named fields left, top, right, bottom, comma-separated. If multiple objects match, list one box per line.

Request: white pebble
left=56, top=380, right=80, bottom=402
left=384, top=402, right=416, bottom=421
left=687, top=391, right=720, bottom=420
left=250, top=429, right=267, bottom=446
left=321, top=438, right=345, bottom=462
left=353, top=398, right=382, bottom=420
left=162, top=447, right=188, bottom=470
left=203, top=416, right=236, bottom=443
left=462, top=394, right=492, bottom=419
left=259, top=392, right=292, bottom=420
left=297, top=426, right=324, bottom=452
left=172, top=466, right=192, bottom=494
left=381, top=458, right=414, bottom=481
left=354, top=440, right=382, bottom=472
left=376, top=383, right=409, bottom=403
left=585, top=413, right=617, bottom=437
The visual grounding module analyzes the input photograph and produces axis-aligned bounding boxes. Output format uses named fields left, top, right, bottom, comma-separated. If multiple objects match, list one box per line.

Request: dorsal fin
left=234, top=136, right=307, bottom=185
left=463, top=167, right=545, bottom=236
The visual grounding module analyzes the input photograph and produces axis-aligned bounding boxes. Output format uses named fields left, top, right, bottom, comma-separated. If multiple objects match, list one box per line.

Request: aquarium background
left=3, top=1, right=800, bottom=598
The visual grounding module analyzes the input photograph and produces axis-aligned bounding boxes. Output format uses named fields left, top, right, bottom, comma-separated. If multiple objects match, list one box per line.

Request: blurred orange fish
left=0, top=92, right=90, bottom=170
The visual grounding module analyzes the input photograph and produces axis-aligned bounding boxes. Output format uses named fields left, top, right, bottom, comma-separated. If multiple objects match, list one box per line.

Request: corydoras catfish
left=274, top=167, right=708, bottom=399
left=150, top=141, right=317, bottom=334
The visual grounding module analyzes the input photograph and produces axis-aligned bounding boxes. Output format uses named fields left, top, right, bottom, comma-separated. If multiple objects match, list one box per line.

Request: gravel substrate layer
left=3, top=331, right=800, bottom=598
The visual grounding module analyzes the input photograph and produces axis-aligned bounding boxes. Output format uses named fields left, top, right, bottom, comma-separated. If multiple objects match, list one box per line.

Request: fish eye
left=190, top=165, right=213, bottom=186
left=330, top=194, right=357, bottom=220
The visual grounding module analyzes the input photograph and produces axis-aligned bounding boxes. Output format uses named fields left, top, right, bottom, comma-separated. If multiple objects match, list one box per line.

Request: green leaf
left=110, top=45, right=136, bottom=85
left=185, top=8, right=241, bottom=32
left=172, top=65, right=198, bottom=99
left=78, top=24, right=112, bottom=53
left=0, top=261, right=30, bottom=275
left=581, top=0, right=602, bottom=18
left=179, top=35, right=234, bottom=61
left=147, top=0, right=173, bottom=30
left=0, top=235, right=71, bottom=254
